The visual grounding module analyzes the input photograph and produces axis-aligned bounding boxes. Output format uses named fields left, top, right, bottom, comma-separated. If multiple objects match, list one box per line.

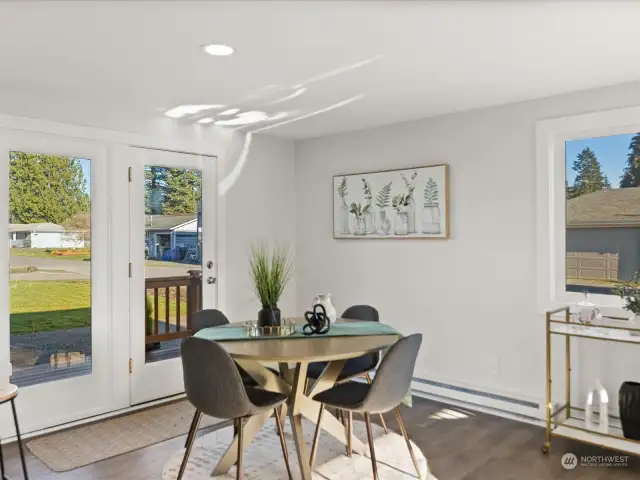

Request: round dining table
left=195, top=318, right=400, bottom=480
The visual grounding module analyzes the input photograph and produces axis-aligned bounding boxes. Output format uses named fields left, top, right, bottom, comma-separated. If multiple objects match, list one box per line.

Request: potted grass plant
left=249, top=242, right=293, bottom=329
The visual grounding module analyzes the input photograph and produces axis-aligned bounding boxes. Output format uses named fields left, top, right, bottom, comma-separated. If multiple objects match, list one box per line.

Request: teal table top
left=194, top=320, right=400, bottom=342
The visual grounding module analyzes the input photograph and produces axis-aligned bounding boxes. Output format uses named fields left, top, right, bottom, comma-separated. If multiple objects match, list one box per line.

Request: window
left=8, top=151, right=92, bottom=386
left=565, top=133, right=640, bottom=296
left=535, top=106, right=640, bottom=311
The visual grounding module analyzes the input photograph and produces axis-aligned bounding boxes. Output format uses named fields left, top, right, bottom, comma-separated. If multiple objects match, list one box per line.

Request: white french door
left=0, top=130, right=116, bottom=434
left=128, top=147, right=217, bottom=405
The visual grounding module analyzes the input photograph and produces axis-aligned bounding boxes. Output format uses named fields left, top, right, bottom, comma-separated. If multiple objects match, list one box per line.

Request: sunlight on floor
left=428, top=407, right=473, bottom=420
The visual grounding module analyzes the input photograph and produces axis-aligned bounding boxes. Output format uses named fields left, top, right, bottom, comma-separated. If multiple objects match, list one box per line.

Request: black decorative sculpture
left=303, top=303, right=331, bottom=335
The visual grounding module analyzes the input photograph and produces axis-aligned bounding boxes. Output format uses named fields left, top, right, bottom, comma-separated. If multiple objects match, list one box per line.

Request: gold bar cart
left=543, top=306, right=640, bottom=455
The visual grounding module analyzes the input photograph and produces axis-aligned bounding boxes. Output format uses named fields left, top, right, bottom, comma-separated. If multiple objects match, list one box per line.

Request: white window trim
left=536, top=105, right=640, bottom=314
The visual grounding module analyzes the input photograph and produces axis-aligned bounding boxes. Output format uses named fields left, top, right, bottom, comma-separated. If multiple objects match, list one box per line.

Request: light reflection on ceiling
left=163, top=55, right=383, bottom=131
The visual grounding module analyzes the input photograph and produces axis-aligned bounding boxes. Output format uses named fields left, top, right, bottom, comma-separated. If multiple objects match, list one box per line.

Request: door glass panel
left=144, top=166, right=202, bottom=364
left=8, top=151, right=92, bottom=386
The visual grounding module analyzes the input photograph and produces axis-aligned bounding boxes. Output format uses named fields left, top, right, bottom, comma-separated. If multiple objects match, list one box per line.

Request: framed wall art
left=333, top=164, right=449, bottom=239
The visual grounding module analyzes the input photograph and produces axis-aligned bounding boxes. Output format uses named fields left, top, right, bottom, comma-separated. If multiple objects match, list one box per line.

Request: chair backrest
left=342, top=305, right=380, bottom=369
left=342, top=305, right=379, bottom=323
left=191, top=309, right=230, bottom=333
left=362, top=333, right=422, bottom=414
left=181, top=337, right=253, bottom=419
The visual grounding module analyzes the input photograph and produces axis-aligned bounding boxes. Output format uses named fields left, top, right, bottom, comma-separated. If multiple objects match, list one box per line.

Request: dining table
left=194, top=317, right=400, bottom=480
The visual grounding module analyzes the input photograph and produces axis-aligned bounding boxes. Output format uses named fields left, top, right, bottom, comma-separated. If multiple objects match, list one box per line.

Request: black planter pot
left=619, top=381, right=640, bottom=440
left=257, top=305, right=281, bottom=332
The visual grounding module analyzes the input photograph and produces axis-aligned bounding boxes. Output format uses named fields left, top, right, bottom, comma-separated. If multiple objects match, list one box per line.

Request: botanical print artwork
left=333, top=164, right=449, bottom=239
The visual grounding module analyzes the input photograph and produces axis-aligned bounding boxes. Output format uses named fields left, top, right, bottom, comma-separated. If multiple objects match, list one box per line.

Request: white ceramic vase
left=312, top=293, right=337, bottom=324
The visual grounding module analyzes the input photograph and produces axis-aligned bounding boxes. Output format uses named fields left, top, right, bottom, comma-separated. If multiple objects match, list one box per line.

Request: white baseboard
left=409, top=377, right=544, bottom=426
left=410, top=388, right=544, bottom=427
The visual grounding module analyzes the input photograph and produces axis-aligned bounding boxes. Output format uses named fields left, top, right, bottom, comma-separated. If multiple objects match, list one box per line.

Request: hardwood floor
left=2, top=396, right=640, bottom=479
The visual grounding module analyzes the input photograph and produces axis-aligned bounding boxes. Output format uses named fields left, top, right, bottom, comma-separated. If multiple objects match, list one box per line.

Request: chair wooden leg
left=274, top=408, right=293, bottom=479
left=364, top=413, right=379, bottom=480
left=365, top=373, right=388, bottom=434
left=309, top=403, right=324, bottom=469
left=178, top=410, right=202, bottom=480
left=395, top=407, right=422, bottom=479
left=346, top=410, right=353, bottom=458
left=184, top=410, right=200, bottom=448
left=236, top=418, right=245, bottom=480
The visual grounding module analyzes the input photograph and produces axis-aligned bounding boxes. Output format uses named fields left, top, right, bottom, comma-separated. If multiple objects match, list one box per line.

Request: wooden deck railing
left=145, top=270, right=202, bottom=344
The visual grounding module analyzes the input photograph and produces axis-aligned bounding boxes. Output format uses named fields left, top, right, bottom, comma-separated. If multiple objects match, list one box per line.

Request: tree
left=145, top=166, right=167, bottom=214
left=62, top=212, right=91, bottom=242
left=620, top=133, right=640, bottom=187
left=568, top=147, right=610, bottom=198
left=161, top=168, right=201, bottom=215
left=9, top=152, right=89, bottom=224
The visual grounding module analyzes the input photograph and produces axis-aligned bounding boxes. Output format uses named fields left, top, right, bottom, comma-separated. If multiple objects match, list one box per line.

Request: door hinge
left=129, top=358, right=133, bottom=374
left=129, top=262, right=132, bottom=278
left=128, top=166, right=132, bottom=182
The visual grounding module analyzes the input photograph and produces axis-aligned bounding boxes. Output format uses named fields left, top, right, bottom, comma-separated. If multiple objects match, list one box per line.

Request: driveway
left=9, top=254, right=197, bottom=280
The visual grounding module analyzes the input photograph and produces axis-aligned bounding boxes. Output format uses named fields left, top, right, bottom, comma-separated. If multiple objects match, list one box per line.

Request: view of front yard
left=10, top=248, right=91, bottom=262
left=9, top=278, right=188, bottom=336
left=10, top=280, right=91, bottom=334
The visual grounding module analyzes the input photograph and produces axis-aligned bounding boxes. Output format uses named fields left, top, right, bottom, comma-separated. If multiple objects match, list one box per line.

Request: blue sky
left=566, top=133, right=635, bottom=188
left=79, top=158, right=91, bottom=196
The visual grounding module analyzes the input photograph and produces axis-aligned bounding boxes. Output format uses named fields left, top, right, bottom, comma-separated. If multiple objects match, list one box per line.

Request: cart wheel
left=541, top=442, right=550, bottom=454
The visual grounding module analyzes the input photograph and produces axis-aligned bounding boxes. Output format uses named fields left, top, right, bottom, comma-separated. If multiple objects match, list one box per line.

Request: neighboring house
left=145, top=214, right=200, bottom=261
left=567, top=187, right=640, bottom=282
left=8, top=223, right=86, bottom=249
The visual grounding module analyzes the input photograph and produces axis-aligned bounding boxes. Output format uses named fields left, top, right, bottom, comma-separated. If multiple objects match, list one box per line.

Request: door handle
left=207, top=277, right=216, bottom=285
left=206, top=261, right=213, bottom=269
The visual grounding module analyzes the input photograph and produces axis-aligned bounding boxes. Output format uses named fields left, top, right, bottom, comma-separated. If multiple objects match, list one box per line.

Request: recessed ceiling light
left=203, top=44, right=234, bottom=56
left=218, top=108, right=240, bottom=116
left=164, top=104, right=224, bottom=118
left=197, top=117, right=214, bottom=124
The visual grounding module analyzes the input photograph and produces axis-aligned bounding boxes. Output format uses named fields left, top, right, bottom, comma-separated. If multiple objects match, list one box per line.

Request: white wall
left=221, top=133, right=297, bottom=322
left=294, top=80, right=640, bottom=414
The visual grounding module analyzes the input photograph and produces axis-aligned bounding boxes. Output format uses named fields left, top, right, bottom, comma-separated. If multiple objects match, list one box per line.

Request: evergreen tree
left=620, top=133, right=640, bottom=187
left=162, top=168, right=201, bottom=215
left=145, top=166, right=167, bottom=214
left=9, top=152, right=89, bottom=224
left=569, top=147, right=610, bottom=198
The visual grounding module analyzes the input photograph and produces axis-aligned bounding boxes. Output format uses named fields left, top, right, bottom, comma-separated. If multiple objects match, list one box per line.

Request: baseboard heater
left=409, top=376, right=543, bottom=425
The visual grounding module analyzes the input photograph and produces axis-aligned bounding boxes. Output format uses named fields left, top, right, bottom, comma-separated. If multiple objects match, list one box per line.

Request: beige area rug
left=27, top=400, right=224, bottom=472
left=163, top=418, right=439, bottom=479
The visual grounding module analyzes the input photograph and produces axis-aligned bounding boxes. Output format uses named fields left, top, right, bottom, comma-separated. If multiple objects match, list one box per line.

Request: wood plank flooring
left=2, top=396, right=640, bottom=479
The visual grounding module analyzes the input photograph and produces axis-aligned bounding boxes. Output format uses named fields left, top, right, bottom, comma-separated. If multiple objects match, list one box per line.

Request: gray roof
left=567, top=187, right=640, bottom=227
left=145, top=215, right=196, bottom=230
left=9, top=223, right=65, bottom=233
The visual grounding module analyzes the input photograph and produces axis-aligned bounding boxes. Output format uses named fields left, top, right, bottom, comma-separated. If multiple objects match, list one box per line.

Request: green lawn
left=9, top=279, right=187, bottom=335
left=10, top=280, right=91, bottom=334
left=10, top=248, right=90, bottom=261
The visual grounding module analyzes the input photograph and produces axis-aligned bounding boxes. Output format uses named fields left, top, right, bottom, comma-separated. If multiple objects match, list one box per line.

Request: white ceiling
left=1, top=1, right=640, bottom=139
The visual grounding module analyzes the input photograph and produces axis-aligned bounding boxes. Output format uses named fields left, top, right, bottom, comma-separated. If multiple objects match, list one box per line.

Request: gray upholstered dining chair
left=191, top=308, right=231, bottom=333
left=306, top=304, right=388, bottom=432
left=309, top=334, right=423, bottom=480
left=179, top=337, right=292, bottom=480
left=185, top=309, right=258, bottom=448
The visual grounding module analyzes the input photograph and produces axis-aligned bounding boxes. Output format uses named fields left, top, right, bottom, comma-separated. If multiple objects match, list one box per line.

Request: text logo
left=562, top=453, right=578, bottom=470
